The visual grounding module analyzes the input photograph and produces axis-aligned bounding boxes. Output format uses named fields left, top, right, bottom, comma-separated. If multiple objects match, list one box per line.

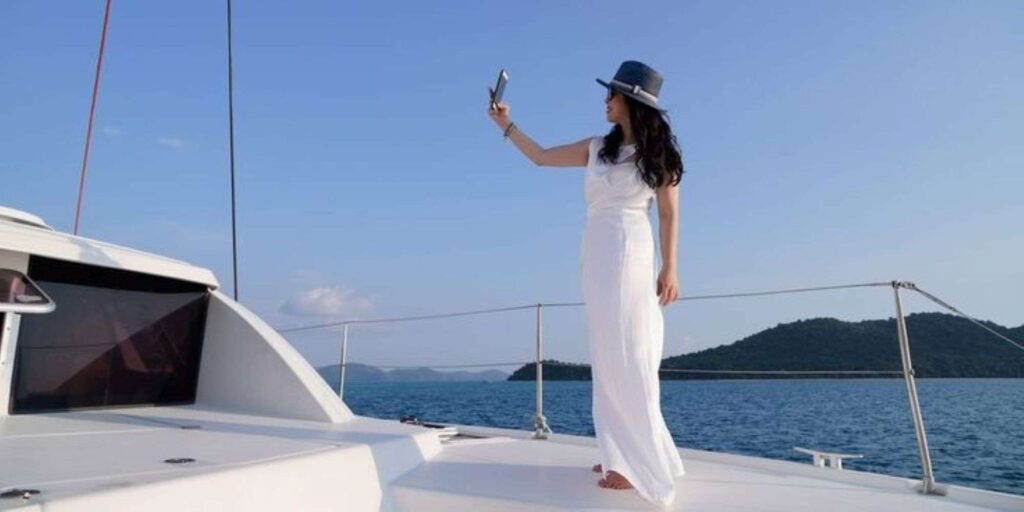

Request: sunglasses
left=605, top=89, right=620, bottom=101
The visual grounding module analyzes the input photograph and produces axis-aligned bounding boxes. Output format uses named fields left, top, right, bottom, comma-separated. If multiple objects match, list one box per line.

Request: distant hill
left=317, top=363, right=509, bottom=387
left=509, top=360, right=592, bottom=381
left=508, top=312, right=1024, bottom=380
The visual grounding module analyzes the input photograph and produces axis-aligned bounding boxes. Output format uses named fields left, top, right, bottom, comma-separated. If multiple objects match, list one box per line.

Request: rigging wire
left=908, top=284, right=1024, bottom=353
left=276, top=281, right=892, bottom=332
left=278, top=280, right=1024, bottom=364
left=659, top=368, right=903, bottom=375
left=371, top=362, right=531, bottom=369
left=278, top=303, right=540, bottom=333
left=541, top=281, right=893, bottom=308
left=73, top=0, right=113, bottom=235
left=347, top=364, right=901, bottom=374
left=226, top=0, right=240, bottom=300
left=292, top=281, right=1024, bottom=377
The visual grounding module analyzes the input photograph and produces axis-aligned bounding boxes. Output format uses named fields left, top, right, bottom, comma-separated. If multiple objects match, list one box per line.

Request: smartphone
left=489, top=69, right=509, bottom=110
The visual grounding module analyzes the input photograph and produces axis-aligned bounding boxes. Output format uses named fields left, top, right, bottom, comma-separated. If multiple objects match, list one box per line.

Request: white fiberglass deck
left=403, top=423, right=1019, bottom=512
left=0, top=406, right=440, bottom=510
left=400, top=424, right=1023, bottom=511
left=1, top=408, right=1020, bottom=511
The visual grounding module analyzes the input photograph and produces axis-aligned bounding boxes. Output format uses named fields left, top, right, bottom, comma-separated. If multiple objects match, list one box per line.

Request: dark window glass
left=11, top=256, right=209, bottom=413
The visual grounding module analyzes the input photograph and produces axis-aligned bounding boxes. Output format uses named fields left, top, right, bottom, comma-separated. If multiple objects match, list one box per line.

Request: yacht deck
left=1, top=407, right=1020, bottom=511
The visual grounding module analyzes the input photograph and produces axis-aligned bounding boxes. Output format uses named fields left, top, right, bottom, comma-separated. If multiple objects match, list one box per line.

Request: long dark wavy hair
left=598, top=94, right=684, bottom=189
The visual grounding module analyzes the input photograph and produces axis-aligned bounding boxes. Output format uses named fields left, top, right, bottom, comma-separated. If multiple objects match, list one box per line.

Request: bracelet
left=503, top=122, right=517, bottom=139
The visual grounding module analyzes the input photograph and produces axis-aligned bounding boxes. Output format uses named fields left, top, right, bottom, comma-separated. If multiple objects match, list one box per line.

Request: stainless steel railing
left=892, top=282, right=937, bottom=494
left=277, top=280, right=1024, bottom=496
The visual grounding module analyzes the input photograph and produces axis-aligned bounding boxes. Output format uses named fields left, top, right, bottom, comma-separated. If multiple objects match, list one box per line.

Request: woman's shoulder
left=586, top=136, right=603, bottom=166
left=589, top=135, right=607, bottom=155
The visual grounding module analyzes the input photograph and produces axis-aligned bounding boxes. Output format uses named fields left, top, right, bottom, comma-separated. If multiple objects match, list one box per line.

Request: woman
left=488, top=60, right=686, bottom=507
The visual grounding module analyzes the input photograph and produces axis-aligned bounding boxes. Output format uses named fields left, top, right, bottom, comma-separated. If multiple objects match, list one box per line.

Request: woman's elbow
left=529, top=151, right=547, bottom=167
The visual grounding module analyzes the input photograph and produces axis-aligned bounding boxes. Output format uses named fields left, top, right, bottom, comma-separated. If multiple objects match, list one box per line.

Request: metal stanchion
left=892, top=281, right=943, bottom=495
left=533, top=304, right=551, bottom=439
left=338, top=323, right=349, bottom=399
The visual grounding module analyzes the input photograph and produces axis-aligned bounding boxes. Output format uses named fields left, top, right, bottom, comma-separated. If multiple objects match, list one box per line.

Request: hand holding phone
left=489, top=69, right=509, bottom=111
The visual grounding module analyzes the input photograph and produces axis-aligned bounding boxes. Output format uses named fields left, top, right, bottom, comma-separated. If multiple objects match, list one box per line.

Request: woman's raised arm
left=489, top=103, right=589, bottom=167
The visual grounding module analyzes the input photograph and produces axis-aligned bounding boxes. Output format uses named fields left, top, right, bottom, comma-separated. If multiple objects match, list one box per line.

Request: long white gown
left=579, top=136, right=686, bottom=507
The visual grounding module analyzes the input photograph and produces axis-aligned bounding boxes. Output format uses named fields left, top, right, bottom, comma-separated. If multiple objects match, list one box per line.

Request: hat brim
left=596, top=78, right=665, bottom=112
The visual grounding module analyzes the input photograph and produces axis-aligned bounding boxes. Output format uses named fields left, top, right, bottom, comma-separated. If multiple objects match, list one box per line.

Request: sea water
left=341, top=378, right=1024, bottom=495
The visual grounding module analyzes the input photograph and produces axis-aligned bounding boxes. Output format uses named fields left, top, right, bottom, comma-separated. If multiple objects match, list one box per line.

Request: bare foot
left=592, top=463, right=602, bottom=473
left=597, top=470, right=634, bottom=490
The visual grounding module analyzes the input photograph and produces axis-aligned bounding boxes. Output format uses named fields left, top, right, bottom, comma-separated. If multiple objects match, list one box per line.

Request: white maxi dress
left=579, top=136, right=686, bottom=507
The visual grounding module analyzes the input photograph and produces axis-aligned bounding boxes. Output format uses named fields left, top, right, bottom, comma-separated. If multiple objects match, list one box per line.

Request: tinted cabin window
left=11, top=256, right=209, bottom=413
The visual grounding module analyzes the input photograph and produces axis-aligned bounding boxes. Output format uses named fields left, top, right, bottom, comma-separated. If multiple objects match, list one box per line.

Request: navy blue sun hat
left=596, top=60, right=666, bottom=112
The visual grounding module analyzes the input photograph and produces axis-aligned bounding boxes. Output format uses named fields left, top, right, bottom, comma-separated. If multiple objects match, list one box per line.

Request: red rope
left=73, top=0, right=113, bottom=235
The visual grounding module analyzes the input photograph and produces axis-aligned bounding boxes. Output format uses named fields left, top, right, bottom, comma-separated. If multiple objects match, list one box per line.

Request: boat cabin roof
left=0, top=206, right=217, bottom=288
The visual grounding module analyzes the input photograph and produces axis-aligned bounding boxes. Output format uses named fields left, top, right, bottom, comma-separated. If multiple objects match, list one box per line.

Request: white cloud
left=281, top=286, right=374, bottom=318
left=102, top=126, right=121, bottom=136
left=157, top=137, right=184, bottom=149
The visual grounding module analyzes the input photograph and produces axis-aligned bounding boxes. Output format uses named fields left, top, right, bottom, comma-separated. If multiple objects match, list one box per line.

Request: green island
left=508, top=312, right=1024, bottom=380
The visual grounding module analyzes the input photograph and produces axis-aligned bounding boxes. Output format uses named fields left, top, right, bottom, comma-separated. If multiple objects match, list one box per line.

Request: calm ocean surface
left=341, top=378, right=1024, bottom=496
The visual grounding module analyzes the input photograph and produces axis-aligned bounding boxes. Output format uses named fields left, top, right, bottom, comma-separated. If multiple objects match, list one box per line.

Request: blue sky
left=2, top=1, right=1022, bottom=370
